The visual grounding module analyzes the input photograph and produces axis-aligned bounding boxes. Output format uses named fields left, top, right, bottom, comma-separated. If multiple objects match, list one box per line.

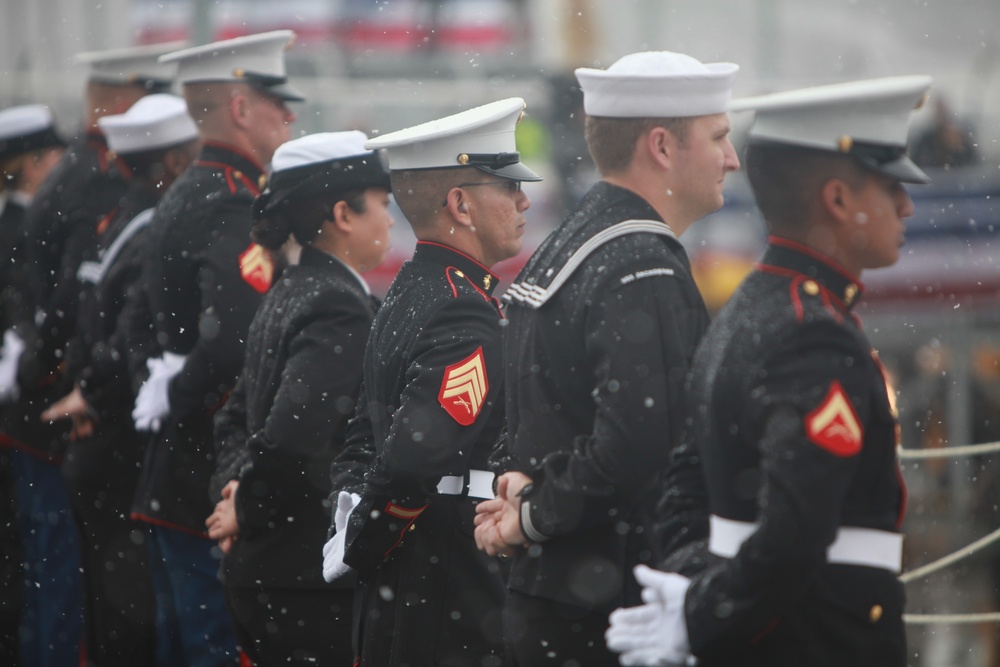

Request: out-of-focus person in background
left=607, top=75, right=931, bottom=667
left=0, top=102, right=66, bottom=667
left=128, top=31, right=302, bottom=667
left=325, top=98, right=540, bottom=666
left=911, top=96, right=980, bottom=170
left=2, top=42, right=176, bottom=667
left=41, top=93, right=200, bottom=667
left=473, top=51, right=741, bottom=666
left=206, top=131, right=392, bottom=666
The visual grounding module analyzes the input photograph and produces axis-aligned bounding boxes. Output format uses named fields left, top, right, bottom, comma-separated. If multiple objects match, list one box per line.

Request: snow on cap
left=576, top=51, right=739, bottom=118
left=74, top=41, right=184, bottom=90
left=98, top=94, right=198, bottom=154
left=364, top=97, right=541, bottom=181
left=731, top=75, right=933, bottom=184
left=159, top=30, right=304, bottom=102
left=0, top=104, right=65, bottom=161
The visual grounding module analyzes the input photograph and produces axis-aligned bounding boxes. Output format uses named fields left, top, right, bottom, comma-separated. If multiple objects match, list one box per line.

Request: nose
left=724, top=139, right=740, bottom=172
left=897, top=188, right=915, bottom=219
left=284, top=106, right=297, bottom=124
left=517, top=190, right=531, bottom=212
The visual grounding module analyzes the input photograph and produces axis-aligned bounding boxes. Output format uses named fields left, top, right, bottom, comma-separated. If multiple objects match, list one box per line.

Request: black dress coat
left=2, top=131, right=129, bottom=462
left=330, top=241, right=507, bottom=667
left=682, top=238, right=906, bottom=667
left=498, top=181, right=710, bottom=612
left=131, top=141, right=267, bottom=534
left=213, top=245, right=377, bottom=589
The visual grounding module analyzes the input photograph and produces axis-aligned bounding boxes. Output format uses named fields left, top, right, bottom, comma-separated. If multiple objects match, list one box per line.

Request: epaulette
left=503, top=219, right=676, bottom=309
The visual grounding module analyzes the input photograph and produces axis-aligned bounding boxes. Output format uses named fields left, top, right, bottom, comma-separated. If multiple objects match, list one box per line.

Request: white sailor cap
left=254, top=131, right=391, bottom=221
left=575, top=51, right=739, bottom=118
left=159, top=30, right=305, bottom=102
left=364, top=98, right=541, bottom=182
left=97, top=94, right=198, bottom=155
left=74, top=42, right=185, bottom=91
left=0, top=104, right=65, bottom=162
left=730, top=75, right=932, bottom=184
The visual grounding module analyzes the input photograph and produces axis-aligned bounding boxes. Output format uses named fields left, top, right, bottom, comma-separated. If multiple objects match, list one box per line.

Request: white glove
left=322, top=491, right=361, bottom=582
left=606, top=565, right=693, bottom=666
left=132, top=351, right=186, bottom=432
left=0, top=330, right=26, bottom=404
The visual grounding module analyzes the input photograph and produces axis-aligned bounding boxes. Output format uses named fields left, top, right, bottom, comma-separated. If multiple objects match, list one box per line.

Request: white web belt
left=709, top=514, right=903, bottom=573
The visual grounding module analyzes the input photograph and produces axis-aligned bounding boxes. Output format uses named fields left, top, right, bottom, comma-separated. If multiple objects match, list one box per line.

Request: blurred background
left=2, top=1, right=999, bottom=664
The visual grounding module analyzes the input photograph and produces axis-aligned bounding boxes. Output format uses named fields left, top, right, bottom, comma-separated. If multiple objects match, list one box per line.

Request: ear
left=644, top=126, right=674, bottom=171
left=443, top=187, right=474, bottom=229
left=819, top=178, right=854, bottom=225
left=163, top=146, right=193, bottom=180
left=331, top=200, right=353, bottom=233
left=229, top=90, right=252, bottom=130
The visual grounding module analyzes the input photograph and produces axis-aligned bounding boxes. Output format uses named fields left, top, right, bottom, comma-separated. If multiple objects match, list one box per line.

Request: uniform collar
left=413, top=241, right=500, bottom=295
left=199, top=141, right=266, bottom=185
left=300, top=245, right=372, bottom=295
left=761, top=236, right=865, bottom=310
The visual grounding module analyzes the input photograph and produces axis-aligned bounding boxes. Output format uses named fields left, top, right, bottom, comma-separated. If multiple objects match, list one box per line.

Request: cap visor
left=868, top=156, right=929, bottom=184
left=262, top=82, right=306, bottom=103
left=476, top=162, right=542, bottom=182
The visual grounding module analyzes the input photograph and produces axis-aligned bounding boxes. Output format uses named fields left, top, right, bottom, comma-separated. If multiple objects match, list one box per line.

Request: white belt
left=436, top=470, right=495, bottom=500
left=709, top=514, right=903, bottom=573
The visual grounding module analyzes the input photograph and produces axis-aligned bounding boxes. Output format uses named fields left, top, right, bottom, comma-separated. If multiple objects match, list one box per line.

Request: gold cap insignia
left=126, top=73, right=139, bottom=84
left=844, top=284, right=858, bottom=304
left=803, top=280, right=820, bottom=296
left=457, top=154, right=470, bottom=165
left=233, top=67, right=245, bottom=78
left=483, top=275, right=491, bottom=290
left=837, top=135, right=853, bottom=153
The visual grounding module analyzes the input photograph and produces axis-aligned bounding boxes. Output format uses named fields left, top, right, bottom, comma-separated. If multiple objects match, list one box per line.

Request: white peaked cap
left=159, top=30, right=304, bottom=102
left=271, top=131, right=371, bottom=173
left=731, top=75, right=933, bottom=184
left=256, top=131, right=390, bottom=219
left=74, top=41, right=185, bottom=89
left=576, top=51, right=739, bottom=118
left=97, top=94, right=198, bottom=154
left=364, top=97, right=541, bottom=181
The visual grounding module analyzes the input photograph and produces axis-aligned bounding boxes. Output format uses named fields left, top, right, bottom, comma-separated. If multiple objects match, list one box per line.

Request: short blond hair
left=584, top=115, right=692, bottom=175
left=390, top=166, right=481, bottom=230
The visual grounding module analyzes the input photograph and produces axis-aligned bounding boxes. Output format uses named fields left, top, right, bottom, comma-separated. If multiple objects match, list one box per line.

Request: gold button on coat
left=869, top=604, right=883, bottom=623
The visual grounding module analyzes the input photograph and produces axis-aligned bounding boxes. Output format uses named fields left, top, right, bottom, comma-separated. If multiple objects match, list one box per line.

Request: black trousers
left=65, top=478, right=155, bottom=667
left=504, top=589, right=619, bottom=667
left=226, top=585, right=354, bottom=666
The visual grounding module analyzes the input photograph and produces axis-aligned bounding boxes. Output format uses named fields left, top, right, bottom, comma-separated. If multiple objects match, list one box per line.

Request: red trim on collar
left=767, top=236, right=864, bottom=288
left=202, top=140, right=266, bottom=173
left=416, top=241, right=499, bottom=282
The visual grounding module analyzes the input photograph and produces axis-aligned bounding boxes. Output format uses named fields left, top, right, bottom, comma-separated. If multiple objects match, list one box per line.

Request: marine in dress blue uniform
left=326, top=98, right=540, bottom=666
left=606, top=76, right=933, bottom=667
left=129, top=32, right=302, bottom=667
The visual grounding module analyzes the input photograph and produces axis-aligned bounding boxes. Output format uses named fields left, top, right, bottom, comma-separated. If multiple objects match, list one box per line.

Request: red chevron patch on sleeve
left=239, top=243, right=273, bottom=294
left=805, top=380, right=863, bottom=457
left=438, top=346, right=489, bottom=426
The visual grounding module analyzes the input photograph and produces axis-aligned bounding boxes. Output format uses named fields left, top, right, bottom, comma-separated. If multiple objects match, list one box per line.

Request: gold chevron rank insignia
left=438, top=346, right=489, bottom=426
left=805, top=380, right=863, bottom=457
left=239, top=243, right=273, bottom=294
